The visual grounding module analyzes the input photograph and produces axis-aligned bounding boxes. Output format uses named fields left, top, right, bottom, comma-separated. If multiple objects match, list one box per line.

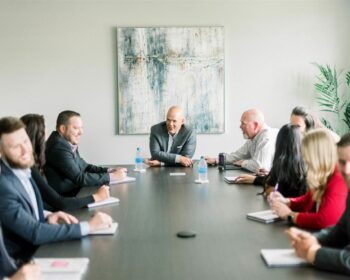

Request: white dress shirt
left=226, top=125, right=278, bottom=172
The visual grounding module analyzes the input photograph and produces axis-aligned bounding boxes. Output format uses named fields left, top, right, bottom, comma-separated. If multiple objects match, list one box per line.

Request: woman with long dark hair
left=270, top=129, right=347, bottom=229
left=235, top=124, right=307, bottom=197
left=20, top=114, right=110, bottom=211
left=264, top=124, right=307, bottom=197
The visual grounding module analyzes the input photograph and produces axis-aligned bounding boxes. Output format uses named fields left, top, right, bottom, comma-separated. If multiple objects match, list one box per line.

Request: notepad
left=34, top=258, right=89, bottom=273
left=87, top=197, right=119, bottom=208
left=110, top=176, right=136, bottom=185
left=170, top=172, right=186, bottom=176
left=89, top=222, right=118, bottom=235
left=246, top=210, right=281, bottom=224
left=260, top=249, right=309, bottom=267
left=224, top=176, right=237, bottom=184
left=195, top=179, right=209, bottom=184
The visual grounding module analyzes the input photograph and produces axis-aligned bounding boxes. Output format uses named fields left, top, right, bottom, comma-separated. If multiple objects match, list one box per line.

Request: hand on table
left=93, top=185, right=110, bottom=202
left=144, top=158, right=161, bottom=167
left=88, top=212, right=113, bottom=232
left=205, top=156, right=217, bottom=165
left=235, top=174, right=256, bottom=184
left=110, top=168, right=127, bottom=180
left=285, top=227, right=321, bottom=263
left=10, top=263, right=40, bottom=280
left=179, top=156, right=192, bottom=167
left=47, top=211, right=79, bottom=225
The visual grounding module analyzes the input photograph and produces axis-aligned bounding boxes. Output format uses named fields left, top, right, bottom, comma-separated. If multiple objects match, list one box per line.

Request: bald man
left=147, top=106, right=197, bottom=167
left=206, top=109, right=278, bottom=172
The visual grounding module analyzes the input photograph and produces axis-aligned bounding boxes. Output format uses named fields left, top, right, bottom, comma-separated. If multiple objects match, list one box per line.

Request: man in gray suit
left=146, top=106, right=196, bottom=167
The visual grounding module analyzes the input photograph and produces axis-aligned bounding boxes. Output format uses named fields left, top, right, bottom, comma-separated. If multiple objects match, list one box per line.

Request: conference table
left=35, top=165, right=349, bottom=279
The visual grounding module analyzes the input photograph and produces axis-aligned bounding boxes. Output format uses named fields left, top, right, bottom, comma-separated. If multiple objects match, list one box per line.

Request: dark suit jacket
left=314, top=191, right=350, bottom=275
left=149, top=122, right=196, bottom=165
left=31, top=167, right=94, bottom=211
left=44, top=131, right=110, bottom=196
left=0, top=225, right=16, bottom=278
left=0, top=160, right=82, bottom=261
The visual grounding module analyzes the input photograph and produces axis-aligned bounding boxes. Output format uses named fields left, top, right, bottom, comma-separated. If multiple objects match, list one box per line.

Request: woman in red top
left=270, top=129, right=348, bottom=230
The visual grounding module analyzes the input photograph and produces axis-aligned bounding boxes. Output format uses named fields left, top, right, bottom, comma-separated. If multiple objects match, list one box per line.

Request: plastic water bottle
left=198, top=156, right=208, bottom=182
left=135, top=147, right=143, bottom=171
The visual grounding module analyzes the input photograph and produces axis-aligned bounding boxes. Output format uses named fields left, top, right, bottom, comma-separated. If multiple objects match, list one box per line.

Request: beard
left=3, top=153, right=34, bottom=169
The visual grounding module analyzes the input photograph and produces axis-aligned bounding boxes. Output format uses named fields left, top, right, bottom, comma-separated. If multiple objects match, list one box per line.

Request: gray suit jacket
left=313, top=192, right=350, bottom=275
left=0, top=160, right=82, bottom=261
left=149, top=122, right=196, bottom=165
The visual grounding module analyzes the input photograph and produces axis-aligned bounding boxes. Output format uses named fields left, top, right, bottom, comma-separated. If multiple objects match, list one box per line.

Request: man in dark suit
left=146, top=106, right=196, bottom=167
left=44, top=110, right=127, bottom=196
left=286, top=133, right=350, bottom=275
left=0, top=224, right=40, bottom=279
left=0, top=117, right=113, bottom=261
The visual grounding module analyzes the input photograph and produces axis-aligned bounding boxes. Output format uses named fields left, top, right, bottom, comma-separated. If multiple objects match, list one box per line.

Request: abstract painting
left=117, top=26, right=224, bottom=134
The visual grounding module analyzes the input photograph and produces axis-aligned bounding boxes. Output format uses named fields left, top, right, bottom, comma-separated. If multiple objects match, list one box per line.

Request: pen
left=273, top=183, right=279, bottom=200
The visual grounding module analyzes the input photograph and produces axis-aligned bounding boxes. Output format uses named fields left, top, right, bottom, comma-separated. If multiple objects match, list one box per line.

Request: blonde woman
left=269, top=129, right=347, bottom=230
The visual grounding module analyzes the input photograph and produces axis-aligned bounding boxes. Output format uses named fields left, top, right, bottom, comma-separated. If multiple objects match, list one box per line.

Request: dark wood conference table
left=35, top=165, right=348, bottom=279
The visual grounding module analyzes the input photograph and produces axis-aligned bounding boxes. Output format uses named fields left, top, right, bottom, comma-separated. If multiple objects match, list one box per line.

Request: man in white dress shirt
left=206, top=108, right=278, bottom=172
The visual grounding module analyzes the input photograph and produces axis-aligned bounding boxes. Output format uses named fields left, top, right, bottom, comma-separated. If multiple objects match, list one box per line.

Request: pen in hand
left=269, top=183, right=279, bottom=205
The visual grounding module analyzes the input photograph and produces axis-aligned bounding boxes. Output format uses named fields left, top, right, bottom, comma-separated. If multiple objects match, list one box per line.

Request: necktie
left=0, top=225, right=17, bottom=277
left=29, top=177, right=45, bottom=222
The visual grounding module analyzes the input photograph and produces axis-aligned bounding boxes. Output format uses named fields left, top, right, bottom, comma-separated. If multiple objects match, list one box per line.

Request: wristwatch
left=287, top=212, right=295, bottom=224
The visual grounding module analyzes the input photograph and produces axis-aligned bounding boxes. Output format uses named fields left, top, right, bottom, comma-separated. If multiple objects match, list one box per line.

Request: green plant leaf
left=313, top=63, right=340, bottom=114
left=347, top=71, right=350, bottom=86
left=321, top=117, right=333, bottom=131
left=343, top=104, right=350, bottom=132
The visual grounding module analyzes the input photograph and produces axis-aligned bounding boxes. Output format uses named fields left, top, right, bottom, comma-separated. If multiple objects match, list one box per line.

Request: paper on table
left=89, top=222, right=118, bottom=235
left=109, top=176, right=136, bottom=185
left=260, top=249, right=309, bottom=267
left=170, top=172, right=186, bottom=176
left=195, top=179, right=209, bottom=184
left=224, top=176, right=238, bottom=184
left=246, top=210, right=281, bottom=224
left=34, top=257, right=89, bottom=273
left=87, top=197, right=119, bottom=208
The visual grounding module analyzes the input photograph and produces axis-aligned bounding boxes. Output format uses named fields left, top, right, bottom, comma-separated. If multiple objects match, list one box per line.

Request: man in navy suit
left=0, top=224, right=40, bottom=279
left=0, top=117, right=113, bottom=261
left=45, top=110, right=127, bottom=196
left=146, top=106, right=197, bottom=167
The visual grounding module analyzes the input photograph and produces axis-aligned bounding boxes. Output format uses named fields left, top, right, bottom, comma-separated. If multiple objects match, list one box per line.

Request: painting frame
left=117, top=26, right=225, bottom=135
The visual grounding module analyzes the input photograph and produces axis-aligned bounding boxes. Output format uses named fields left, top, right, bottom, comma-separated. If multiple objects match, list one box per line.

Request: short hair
left=301, top=129, right=337, bottom=203
left=56, top=110, right=80, bottom=130
left=291, top=106, right=315, bottom=131
left=337, top=133, right=350, bottom=148
left=0, top=117, right=25, bottom=144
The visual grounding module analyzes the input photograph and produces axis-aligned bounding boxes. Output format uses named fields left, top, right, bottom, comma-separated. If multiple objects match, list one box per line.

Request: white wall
left=0, top=0, right=349, bottom=164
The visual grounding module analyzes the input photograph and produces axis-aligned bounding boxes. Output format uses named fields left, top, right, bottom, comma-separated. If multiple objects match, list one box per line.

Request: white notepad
left=34, top=258, right=89, bottom=273
left=110, top=176, right=136, bottom=185
left=260, top=249, right=309, bottom=267
left=170, top=172, right=186, bottom=176
left=224, top=176, right=237, bottom=184
left=89, top=222, right=118, bottom=235
left=246, top=210, right=281, bottom=224
left=87, top=197, right=119, bottom=208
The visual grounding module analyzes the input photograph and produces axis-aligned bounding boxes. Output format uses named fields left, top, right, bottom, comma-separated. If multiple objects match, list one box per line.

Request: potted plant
left=313, top=63, right=350, bottom=135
